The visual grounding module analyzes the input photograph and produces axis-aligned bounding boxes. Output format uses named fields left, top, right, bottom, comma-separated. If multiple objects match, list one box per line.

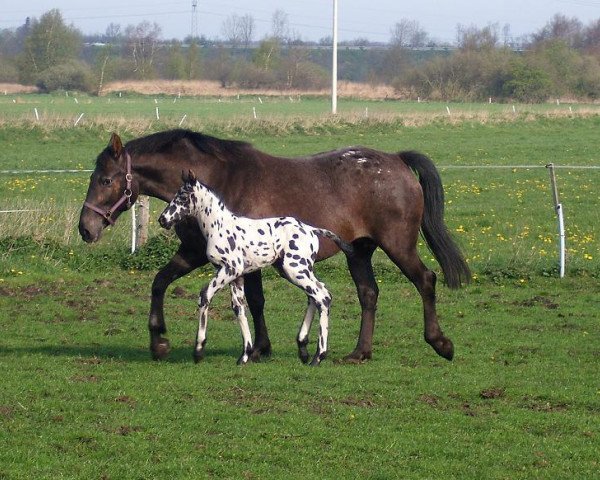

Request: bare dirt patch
left=480, top=387, right=505, bottom=400
left=514, top=296, right=559, bottom=309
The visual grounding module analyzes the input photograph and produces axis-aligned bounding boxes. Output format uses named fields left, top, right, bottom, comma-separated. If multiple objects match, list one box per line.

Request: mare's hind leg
left=149, top=245, right=206, bottom=360
left=230, top=278, right=253, bottom=365
left=381, top=242, right=454, bottom=361
left=244, top=270, right=272, bottom=361
left=344, top=239, right=378, bottom=363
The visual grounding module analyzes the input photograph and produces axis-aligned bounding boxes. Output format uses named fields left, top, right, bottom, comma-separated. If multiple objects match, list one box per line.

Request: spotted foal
left=158, top=171, right=354, bottom=366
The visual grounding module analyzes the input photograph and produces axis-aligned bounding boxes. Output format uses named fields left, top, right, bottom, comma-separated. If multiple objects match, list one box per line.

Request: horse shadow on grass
left=1, top=342, right=247, bottom=364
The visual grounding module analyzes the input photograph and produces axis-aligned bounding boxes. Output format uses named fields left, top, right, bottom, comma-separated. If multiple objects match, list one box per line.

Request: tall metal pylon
left=191, top=0, right=199, bottom=38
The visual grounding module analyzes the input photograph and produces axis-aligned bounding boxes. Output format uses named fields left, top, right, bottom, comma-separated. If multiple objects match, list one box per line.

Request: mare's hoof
left=249, top=342, right=272, bottom=362
left=237, top=355, right=249, bottom=366
left=341, top=349, right=372, bottom=364
left=430, top=337, right=454, bottom=361
left=151, top=338, right=171, bottom=361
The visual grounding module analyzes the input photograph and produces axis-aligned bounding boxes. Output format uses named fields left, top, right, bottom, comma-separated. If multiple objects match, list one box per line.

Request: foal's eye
left=100, top=177, right=112, bottom=186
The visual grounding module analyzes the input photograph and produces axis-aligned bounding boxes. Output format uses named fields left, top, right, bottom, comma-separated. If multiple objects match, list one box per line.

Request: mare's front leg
left=194, top=267, right=238, bottom=363
left=149, top=244, right=206, bottom=360
left=230, top=278, right=253, bottom=365
left=243, top=270, right=272, bottom=361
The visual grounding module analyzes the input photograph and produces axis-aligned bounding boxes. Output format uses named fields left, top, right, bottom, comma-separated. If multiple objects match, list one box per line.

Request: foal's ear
left=181, top=169, right=197, bottom=184
left=109, top=133, right=124, bottom=158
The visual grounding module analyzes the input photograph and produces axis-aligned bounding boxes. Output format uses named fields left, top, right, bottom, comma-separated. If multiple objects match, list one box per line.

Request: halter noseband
left=84, top=152, right=134, bottom=226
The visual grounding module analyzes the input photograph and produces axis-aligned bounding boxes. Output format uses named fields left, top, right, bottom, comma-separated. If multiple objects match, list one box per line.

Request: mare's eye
left=100, top=177, right=112, bottom=186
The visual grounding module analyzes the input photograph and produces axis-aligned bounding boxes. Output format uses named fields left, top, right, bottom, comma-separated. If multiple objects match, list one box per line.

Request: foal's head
left=158, top=170, right=199, bottom=230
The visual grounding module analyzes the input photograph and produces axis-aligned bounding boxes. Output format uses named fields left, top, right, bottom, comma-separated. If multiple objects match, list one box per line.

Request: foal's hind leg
left=281, top=259, right=331, bottom=366
left=230, top=278, right=253, bottom=365
left=297, top=298, right=317, bottom=364
left=382, top=243, right=454, bottom=360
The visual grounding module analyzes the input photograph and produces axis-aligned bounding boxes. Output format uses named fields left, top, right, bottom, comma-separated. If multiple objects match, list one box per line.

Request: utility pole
left=332, top=0, right=338, bottom=114
left=191, top=0, right=199, bottom=39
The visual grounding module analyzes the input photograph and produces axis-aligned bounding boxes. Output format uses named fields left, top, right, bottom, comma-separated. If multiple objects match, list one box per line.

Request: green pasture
left=0, top=98, right=599, bottom=478
left=2, top=91, right=600, bottom=125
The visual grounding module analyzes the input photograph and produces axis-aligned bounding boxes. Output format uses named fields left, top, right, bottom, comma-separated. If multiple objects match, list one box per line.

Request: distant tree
left=221, top=15, right=242, bottom=47
left=221, top=14, right=255, bottom=49
left=165, top=41, right=186, bottom=80
left=0, top=18, right=31, bottom=57
left=17, top=9, right=82, bottom=84
left=36, top=60, right=94, bottom=93
left=93, top=43, right=115, bottom=95
left=318, top=36, right=332, bottom=46
left=502, top=59, right=552, bottom=102
left=271, top=9, right=290, bottom=42
left=238, top=14, right=255, bottom=49
left=253, top=38, right=281, bottom=71
left=186, top=41, right=202, bottom=80
left=104, top=23, right=122, bottom=44
left=390, top=19, right=429, bottom=48
left=456, top=23, right=499, bottom=51
left=582, top=19, right=600, bottom=54
left=124, top=21, right=161, bottom=79
left=531, top=14, right=583, bottom=48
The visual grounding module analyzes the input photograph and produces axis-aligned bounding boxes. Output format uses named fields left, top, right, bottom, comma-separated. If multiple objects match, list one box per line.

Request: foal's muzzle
left=158, top=214, right=172, bottom=230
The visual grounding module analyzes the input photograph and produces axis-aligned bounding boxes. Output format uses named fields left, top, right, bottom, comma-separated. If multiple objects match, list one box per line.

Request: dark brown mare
left=78, top=129, right=470, bottom=363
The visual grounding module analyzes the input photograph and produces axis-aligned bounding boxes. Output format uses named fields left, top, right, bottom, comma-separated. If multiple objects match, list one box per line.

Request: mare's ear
left=109, top=133, right=124, bottom=158
left=188, top=170, right=197, bottom=183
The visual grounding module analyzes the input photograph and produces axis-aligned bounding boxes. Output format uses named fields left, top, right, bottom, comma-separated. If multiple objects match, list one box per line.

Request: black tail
left=400, top=151, right=471, bottom=289
left=314, top=228, right=355, bottom=257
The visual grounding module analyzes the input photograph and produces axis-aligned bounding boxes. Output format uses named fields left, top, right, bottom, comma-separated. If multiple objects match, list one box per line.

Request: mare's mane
left=96, top=129, right=254, bottom=166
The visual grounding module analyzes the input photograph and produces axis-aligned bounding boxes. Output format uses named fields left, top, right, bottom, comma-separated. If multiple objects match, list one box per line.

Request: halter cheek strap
left=84, top=152, right=133, bottom=226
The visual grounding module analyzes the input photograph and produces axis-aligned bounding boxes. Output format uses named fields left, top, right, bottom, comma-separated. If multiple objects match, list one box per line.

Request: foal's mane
left=97, top=129, right=254, bottom=166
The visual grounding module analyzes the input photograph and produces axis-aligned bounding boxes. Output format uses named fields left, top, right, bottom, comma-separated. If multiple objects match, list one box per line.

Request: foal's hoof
left=309, top=352, right=326, bottom=366
left=428, top=336, right=454, bottom=361
left=298, top=346, right=310, bottom=364
left=341, top=349, right=372, bottom=364
left=297, top=339, right=310, bottom=364
left=151, top=338, right=171, bottom=361
left=193, top=349, right=205, bottom=364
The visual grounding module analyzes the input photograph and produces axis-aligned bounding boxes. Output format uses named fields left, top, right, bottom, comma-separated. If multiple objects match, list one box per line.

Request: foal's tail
left=399, top=151, right=471, bottom=289
left=314, top=228, right=355, bottom=257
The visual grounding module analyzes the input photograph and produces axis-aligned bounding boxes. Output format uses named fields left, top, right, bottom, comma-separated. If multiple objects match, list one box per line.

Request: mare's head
left=158, top=170, right=199, bottom=230
left=78, top=133, right=139, bottom=243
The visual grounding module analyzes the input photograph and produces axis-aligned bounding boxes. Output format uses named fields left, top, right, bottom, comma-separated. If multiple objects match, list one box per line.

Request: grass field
left=0, top=95, right=599, bottom=478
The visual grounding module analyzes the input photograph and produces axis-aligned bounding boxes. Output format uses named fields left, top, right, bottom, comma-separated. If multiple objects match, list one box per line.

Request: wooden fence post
left=136, top=195, right=150, bottom=249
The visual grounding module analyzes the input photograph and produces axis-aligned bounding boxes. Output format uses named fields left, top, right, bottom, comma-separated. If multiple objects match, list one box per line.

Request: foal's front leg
left=194, top=267, right=236, bottom=363
left=230, top=277, right=253, bottom=365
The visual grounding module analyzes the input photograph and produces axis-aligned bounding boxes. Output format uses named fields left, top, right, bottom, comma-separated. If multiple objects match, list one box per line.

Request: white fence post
left=546, top=163, right=566, bottom=278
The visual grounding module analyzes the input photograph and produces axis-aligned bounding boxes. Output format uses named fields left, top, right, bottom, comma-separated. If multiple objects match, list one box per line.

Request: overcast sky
left=2, top=1, right=600, bottom=43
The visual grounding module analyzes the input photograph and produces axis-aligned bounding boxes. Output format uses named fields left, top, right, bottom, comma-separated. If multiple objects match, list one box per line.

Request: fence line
left=0, top=169, right=93, bottom=174
left=2, top=164, right=597, bottom=268
left=2, top=165, right=600, bottom=176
